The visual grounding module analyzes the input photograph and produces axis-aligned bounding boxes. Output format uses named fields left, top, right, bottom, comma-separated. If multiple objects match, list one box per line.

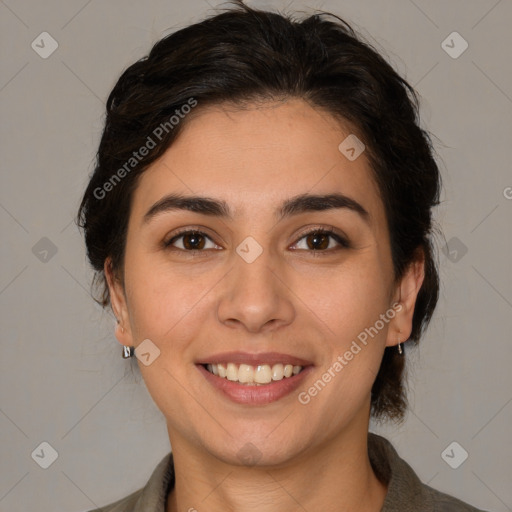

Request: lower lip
left=197, top=364, right=313, bottom=405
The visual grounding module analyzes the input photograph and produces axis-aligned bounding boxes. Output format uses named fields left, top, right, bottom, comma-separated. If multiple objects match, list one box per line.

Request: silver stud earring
left=122, top=346, right=134, bottom=359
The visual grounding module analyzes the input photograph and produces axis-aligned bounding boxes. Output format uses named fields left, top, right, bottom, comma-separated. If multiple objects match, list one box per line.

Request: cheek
left=124, top=256, right=218, bottom=347
left=301, top=257, right=392, bottom=342
left=297, top=264, right=391, bottom=420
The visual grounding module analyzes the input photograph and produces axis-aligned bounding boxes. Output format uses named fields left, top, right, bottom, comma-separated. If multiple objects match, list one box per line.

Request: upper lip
left=196, top=351, right=314, bottom=367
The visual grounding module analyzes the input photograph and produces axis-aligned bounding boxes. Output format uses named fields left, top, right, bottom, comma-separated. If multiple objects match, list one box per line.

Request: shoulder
left=422, top=483, right=488, bottom=512
left=368, top=433, right=488, bottom=512
left=85, top=488, right=142, bottom=512
left=81, top=451, right=174, bottom=512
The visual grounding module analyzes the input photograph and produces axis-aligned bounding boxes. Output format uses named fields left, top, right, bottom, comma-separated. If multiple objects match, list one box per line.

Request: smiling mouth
left=202, top=362, right=305, bottom=385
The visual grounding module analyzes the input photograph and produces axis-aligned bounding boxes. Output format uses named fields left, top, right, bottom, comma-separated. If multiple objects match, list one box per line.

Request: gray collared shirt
left=86, top=433, right=486, bottom=511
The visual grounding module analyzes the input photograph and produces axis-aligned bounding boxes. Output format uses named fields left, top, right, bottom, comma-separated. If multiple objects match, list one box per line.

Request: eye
left=291, top=227, right=350, bottom=253
left=164, top=229, right=221, bottom=252
left=163, top=226, right=350, bottom=254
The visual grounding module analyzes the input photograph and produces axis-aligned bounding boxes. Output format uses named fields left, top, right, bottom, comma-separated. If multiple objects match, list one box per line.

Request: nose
left=216, top=248, right=295, bottom=334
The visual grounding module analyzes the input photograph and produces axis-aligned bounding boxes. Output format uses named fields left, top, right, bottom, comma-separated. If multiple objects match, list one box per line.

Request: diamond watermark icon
left=237, top=442, right=262, bottom=466
left=31, top=32, right=59, bottom=59
left=135, top=338, right=161, bottom=366
left=236, top=236, right=263, bottom=263
left=441, top=441, right=468, bottom=469
left=32, top=237, right=58, bottom=263
left=441, top=32, right=468, bottom=59
left=31, top=441, right=59, bottom=469
left=442, top=236, right=468, bottom=263
left=338, top=134, right=365, bottom=161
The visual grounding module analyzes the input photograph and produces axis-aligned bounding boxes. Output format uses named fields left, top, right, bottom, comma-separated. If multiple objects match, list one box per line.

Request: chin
left=200, top=425, right=311, bottom=469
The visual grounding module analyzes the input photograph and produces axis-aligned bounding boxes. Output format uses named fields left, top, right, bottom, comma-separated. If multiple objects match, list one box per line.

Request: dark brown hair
left=77, top=1, right=442, bottom=421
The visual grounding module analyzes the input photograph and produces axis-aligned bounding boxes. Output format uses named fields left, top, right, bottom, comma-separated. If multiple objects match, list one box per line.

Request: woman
left=78, top=2, right=485, bottom=511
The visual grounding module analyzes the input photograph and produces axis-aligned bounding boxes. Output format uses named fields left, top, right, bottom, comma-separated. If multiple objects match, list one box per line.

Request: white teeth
left=254, top=365, right=272, bottom=384
left=238, top=364, right=253, bottom=383
left=271, top=364, right=284, bottom=380
left=226, top=363, right=238, bottom=381
left=204, top=362, right=304, bottom=384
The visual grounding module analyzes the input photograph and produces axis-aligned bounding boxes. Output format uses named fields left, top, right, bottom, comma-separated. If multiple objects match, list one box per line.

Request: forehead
left=130, top=99, right=385, bottom=229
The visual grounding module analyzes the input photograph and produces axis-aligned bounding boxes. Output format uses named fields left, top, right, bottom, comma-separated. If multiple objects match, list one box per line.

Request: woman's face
left=108, top=99, right=422, bottom=466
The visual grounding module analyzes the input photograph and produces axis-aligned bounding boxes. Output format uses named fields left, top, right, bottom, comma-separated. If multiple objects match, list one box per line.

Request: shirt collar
left=368, top=433, right=434, bottom=511
left=132, top=450, right=174, bottom=512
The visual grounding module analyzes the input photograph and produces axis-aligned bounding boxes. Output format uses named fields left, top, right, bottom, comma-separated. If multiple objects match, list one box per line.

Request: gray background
left=1, top=0, right=511, bottom=511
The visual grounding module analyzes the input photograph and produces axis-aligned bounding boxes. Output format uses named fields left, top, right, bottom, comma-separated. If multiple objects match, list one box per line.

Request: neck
left=166, top=420, right=387, bottom=512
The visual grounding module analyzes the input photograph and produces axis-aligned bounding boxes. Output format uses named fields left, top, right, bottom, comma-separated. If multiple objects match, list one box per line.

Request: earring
left=122, top=346, right=134, bottom=358
left=396, top=330, right=403, bottom=355
left=397, top=333, right=404, bottom=355
left=116, top=318, right=132, bottom=358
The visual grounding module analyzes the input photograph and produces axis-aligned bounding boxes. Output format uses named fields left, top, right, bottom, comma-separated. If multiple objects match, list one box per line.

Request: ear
left=386, top=248, right=425, bottom=348
left=104, top=257, right=134, bottom=348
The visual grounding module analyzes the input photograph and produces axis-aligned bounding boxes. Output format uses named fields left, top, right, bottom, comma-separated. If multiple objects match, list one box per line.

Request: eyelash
left=163, top=226, right=350, bottom=256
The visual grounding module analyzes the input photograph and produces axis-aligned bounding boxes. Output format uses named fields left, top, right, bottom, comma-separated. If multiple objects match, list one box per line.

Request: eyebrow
left=143, top=192, right=370, bottom=225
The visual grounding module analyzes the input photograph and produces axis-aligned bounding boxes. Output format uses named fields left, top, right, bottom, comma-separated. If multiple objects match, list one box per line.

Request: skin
left=105, top=98, right=425, bottom=512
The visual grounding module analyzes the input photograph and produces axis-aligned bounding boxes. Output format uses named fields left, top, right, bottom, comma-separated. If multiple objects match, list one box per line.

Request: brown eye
left=165, top=230, right=219, bottom=251
left=305, top=232, right=330, bottom=250
left=181, top=232, right=206, bottom=250
left=291, top=228, right=350, bottom=252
